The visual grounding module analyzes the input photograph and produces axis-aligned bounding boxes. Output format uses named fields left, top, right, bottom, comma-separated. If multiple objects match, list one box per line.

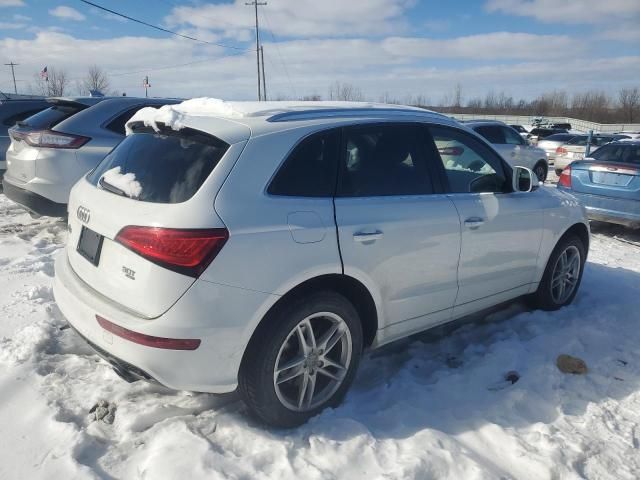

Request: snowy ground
left=1, top=192, right=640, bottom=480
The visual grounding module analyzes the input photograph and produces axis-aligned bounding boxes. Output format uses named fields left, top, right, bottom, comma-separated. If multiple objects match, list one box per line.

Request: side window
left=474, top=125, right=505, bottom=144
left=337, top=124, right=432, bottom=197
left=503, top=126, right=524, bottom=145
left=428, top=126, right=508, bottom=194
left=105, top=106, right=146, bottom=135
left=268, top=129, right=339, bottom=197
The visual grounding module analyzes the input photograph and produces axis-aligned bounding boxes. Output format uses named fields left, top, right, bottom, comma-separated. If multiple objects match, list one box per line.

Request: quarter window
left=268, top=129, right=340, bottom=197
left=429, top=126, right=508, bottom=194
left=337, top=124, right=432, bottom=197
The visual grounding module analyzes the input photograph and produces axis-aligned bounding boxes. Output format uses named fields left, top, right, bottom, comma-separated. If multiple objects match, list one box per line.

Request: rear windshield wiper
left=99, top=176, right=129, bottom=198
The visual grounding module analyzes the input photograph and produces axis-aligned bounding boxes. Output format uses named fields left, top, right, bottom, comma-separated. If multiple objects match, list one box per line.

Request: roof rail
left=267, top=107, right=446, bottom=123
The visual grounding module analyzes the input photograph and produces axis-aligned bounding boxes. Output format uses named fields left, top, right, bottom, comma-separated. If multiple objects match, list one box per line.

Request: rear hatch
left=569, top=142, right=640, bottom=201
left=65, top=123, right=247, bottom=318
left=6, top=99, right=95, bottom=182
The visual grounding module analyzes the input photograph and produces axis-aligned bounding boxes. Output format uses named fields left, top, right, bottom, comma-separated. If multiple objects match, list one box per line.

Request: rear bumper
left=53, top=251, right=278, bottom=393
left=2, top=176, right=67, bottom=217
left=563, top=190, right=640, bottom=227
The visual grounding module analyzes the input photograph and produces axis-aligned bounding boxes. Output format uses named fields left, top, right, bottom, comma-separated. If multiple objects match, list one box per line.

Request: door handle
left=353, top=230, right=383, bottom=242
left=511, top=151, right=516, bottom=157
left=464, top=217, right=485, bottom=229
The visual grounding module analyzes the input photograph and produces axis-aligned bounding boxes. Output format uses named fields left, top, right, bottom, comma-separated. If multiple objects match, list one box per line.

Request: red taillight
left=558, top=165, right=572, bottom=188
left=556, top=146, right=567, bottom=155
left=10, top=128, right=90, bottom=149
left=96, top=315, right=201, bottom=350
left=115, top=226, right=228, bottom=277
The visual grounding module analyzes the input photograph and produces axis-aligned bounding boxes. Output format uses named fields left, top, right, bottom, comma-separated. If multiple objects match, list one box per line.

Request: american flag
left=40, top=66, right=48, bottom=81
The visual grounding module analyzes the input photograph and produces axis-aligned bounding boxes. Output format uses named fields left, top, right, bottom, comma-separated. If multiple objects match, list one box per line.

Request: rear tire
left=239, top=291, right=363, bottom=428
left=531, top=234, right=586, bottom=311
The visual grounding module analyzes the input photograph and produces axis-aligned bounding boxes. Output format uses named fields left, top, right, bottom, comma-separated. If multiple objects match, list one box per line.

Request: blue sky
left=0, top=0, right=638, bottom=100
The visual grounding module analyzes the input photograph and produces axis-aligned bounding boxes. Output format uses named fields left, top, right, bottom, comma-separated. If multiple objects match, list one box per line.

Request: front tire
left=239, top=291, right=363, bottom=428
left=533, top=161, right=548, bottom=182
left=532, top=234, right=586, bottom=311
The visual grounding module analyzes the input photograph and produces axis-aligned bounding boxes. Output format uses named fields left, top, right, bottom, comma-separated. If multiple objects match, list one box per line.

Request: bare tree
left=82, top=65, right=110, bottom=95
left=619, top=87, right=640, bottom=123
left=34, top=67, right=69, bottom=96
left=328, top=81, right=364, bottom=101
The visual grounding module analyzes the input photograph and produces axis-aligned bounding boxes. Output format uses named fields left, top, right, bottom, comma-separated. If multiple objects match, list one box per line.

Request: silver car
left=465, top=120, right=549, bottom=181
left=53, top=100, right=590, bottom=427
left=0, top=94, right=49, bottom=180
left=3, top=96, right=179, bottom=216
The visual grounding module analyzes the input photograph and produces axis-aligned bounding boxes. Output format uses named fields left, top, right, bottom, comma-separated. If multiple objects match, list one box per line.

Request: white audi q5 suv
left=53, top=99, right=589, bottom=427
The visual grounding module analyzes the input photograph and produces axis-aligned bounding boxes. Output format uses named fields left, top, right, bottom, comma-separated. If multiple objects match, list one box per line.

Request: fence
left=447, top=113, right=640, bottom=134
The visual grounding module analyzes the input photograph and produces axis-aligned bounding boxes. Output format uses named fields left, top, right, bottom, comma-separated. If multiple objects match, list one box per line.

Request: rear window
left=590, top=144, right=640, bottom=165
left=2, top=106, right=48, bottom=127
left=87, top=126, right=229, bottom=204
left=474, top=125, right=505, bottom=144
left=20, top=104, right=85, bottom=129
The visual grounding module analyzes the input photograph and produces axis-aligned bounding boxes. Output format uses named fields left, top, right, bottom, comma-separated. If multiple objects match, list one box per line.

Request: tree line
left=23, top=70, right=640, bottom=124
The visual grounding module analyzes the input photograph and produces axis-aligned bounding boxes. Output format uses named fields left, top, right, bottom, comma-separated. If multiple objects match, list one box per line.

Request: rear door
left=66, top=124, right=244, bottom=318
left=427, top=125, right=544, bottom=316
left=334, top=123, right=461, bottom=334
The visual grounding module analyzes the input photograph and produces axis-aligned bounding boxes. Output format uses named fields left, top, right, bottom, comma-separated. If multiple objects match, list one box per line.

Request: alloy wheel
left=550, top=245, right=581, bottom=304
left=273, top=312, right=352, bottom=412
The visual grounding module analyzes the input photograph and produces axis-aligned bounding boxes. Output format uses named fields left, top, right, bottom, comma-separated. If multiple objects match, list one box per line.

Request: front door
left=334, top=123, right=461, bottom=337
left=427, top=125, right=544, bottom=317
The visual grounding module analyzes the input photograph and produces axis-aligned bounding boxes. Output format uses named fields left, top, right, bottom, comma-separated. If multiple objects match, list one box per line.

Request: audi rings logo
left=77, top=206, right=91, bottom=224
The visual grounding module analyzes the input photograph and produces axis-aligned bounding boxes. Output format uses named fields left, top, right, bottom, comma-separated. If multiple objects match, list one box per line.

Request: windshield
left=590, top=144, right=640, bottom=165
left=87, top=126, right=229, bottom=204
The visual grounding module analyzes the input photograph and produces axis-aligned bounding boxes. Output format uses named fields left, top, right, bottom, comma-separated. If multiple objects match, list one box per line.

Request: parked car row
left=4, top=98, right=636, bottom=426
left=2, top=96, right=180, bottom=216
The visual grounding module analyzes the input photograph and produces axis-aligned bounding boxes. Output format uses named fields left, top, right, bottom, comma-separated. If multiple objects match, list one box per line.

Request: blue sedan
left=557, top=139, right=640, bottom=227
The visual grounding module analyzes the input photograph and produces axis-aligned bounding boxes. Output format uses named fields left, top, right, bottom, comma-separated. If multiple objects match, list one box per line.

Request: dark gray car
left=3, top=96, right=180, bottom=216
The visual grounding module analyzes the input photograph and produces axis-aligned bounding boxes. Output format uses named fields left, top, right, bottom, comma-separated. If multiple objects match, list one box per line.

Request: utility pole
left=4, top=62, right=18, bottom=94
left=260, top=45, right=267, bottom=101
left=246, top=0, right=267, bottom=101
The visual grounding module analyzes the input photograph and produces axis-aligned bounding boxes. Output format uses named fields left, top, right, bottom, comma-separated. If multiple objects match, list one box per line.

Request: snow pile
left=100, top=166, right=142, bottom=198
left=2, top=192, right=640, bottom=479
left=125, top=97, right=242, bottom=134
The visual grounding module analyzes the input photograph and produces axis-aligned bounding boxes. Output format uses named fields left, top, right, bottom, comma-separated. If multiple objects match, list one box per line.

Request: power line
left=78, top=0, right=252, bottom=51
left=261, top=8, right=296, bottom=98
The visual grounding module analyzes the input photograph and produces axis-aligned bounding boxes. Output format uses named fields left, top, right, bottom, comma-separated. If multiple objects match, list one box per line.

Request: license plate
left=590, top=171, right=632, bottom=186
left=77, top=226, right=104, bottom=266
left=572, top=152, right=583, bottom=160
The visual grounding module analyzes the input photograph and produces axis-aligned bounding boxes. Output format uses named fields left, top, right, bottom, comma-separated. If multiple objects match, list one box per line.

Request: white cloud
left=49, top=6, right=86, bottom=22
left=485, top=0, right=640, bottom=24
left=0, top=31, right=636, bottom=102
left=166, top=0, right=413, bottom=38
left=0, top=0, right=25, bottom=7
left=0, top=22, right=24, bottom=29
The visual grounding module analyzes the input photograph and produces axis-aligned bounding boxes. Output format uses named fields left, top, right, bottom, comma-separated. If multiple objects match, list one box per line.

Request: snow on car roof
left=125, top=97, right=446, bottom=138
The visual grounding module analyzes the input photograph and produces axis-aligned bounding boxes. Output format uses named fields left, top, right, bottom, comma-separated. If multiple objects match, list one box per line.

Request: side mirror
left=512, top=166, right=538, bottom=192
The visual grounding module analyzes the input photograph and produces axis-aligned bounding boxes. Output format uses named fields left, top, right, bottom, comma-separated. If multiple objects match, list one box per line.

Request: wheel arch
left=240, top=274, right=379, bottom=368
left=559, top=221, right=590, bottom=253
